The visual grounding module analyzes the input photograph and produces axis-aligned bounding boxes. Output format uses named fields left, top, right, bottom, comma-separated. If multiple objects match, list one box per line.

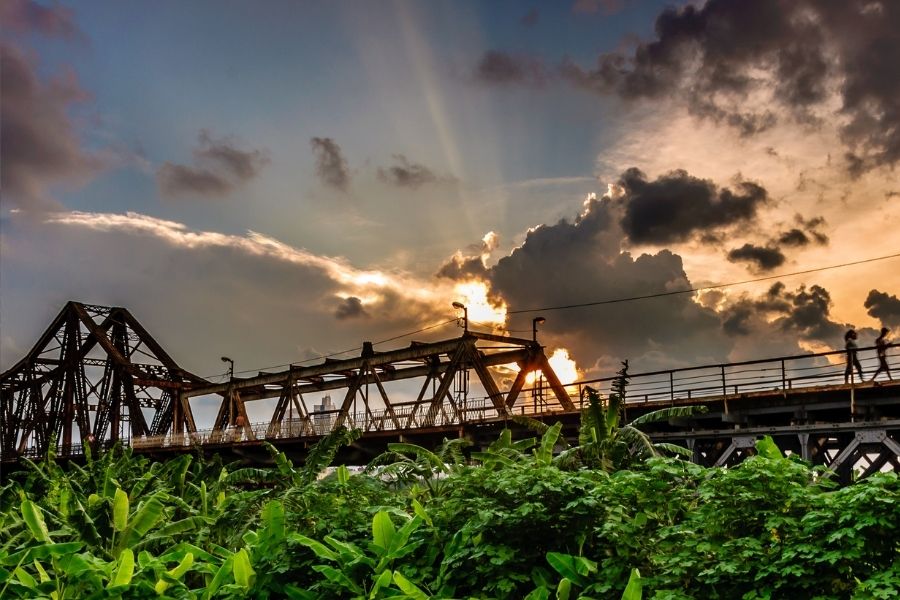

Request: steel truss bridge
left=2, top=301, right=899, bottom=483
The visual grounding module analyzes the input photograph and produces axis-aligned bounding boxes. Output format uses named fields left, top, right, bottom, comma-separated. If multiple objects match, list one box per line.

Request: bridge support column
left=713, top=436, right=756, bottom=467
left=828, top=429, right=900, bottom=482
left=798, top=432, right=810, bottom=461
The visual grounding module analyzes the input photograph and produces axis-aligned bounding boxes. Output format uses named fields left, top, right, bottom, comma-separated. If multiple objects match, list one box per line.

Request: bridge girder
left=194, top=330, right=574, bottom=436
left=1, top=302, right=204, bottom=460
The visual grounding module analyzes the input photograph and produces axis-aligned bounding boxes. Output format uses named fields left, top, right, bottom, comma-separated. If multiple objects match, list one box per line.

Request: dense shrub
left=1, top=432, right=897, bottom=599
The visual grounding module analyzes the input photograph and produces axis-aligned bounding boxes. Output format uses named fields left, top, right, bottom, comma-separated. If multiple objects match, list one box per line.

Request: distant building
left=313, top=395, right=334, bottom=433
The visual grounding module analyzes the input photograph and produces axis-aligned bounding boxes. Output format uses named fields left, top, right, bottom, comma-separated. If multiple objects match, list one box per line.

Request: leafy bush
left=1, top=431, right=897, bottom=599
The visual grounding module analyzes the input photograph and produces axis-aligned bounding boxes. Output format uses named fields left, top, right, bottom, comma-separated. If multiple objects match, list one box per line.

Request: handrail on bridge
left=571, top=343, right=898, bottom=404
left=9, top=343, right=898, bottom=457
left=129, top=344, right=899, bottom=452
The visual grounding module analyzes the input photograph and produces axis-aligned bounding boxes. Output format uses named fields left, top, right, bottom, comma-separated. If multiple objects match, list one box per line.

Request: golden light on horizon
left=526, top=347, right=581, bottom=385
left=452, top=280, right=507, bottom=327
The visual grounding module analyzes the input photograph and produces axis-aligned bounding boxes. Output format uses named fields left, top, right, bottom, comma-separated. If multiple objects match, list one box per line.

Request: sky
left=2, top=0, right=900, bottom=397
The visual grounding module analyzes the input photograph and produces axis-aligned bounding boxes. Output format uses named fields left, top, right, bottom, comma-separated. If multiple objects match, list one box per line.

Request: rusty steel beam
left=184, top=334, right=547, bottom=400
left=232, top=348, right=532, bottom=402
left=1, top=302, right=205, bottom=460
left=183, top=337, right=479, bottom=398
left=5, top=302, right=575, bottom=461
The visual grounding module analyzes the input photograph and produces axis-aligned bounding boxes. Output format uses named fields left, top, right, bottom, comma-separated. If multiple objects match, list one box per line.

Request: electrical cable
left=220, top=317, right=459, bottom=377
left=202, top=251, right=898, bottom=378
left=506, top=251, right=900, bottom=315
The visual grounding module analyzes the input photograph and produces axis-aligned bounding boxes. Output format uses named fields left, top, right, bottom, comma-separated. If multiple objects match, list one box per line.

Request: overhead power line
left=204, top=251, right=898, bottom=378
left=507, top=251, right=900, bottom=315
left=218, top=317, right=459, bottom=377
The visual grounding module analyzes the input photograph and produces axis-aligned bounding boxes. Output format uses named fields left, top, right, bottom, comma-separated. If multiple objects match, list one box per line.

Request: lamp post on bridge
left=221, top=356, right=234, bottom=381
left=532, top=316, right=546, bottom=343
left=452, top=302, right=468, bottom=334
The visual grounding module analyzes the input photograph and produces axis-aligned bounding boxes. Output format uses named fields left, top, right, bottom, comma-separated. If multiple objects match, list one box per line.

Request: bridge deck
left=2, top=300, right=898, bottom=482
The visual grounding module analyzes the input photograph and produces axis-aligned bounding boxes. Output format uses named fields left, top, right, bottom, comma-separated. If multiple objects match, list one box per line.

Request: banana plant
left=366, top=438, right=471, bottom=497
left=470, top=428, right=538, bottom=468
left=0, top=499, right=111, bottom=599
left=554, top=362, right=706, bottom=472
left=526, top=552, right=643, bottom=600
left=290, top=509, right=430, bottom=598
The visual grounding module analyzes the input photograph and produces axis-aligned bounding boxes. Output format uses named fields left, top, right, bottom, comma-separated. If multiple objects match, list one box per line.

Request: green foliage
left=1, top=420, right=898, bottom=599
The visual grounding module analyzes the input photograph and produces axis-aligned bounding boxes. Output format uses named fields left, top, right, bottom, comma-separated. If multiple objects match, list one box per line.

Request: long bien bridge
left=2, top=301, right=899, bottom=483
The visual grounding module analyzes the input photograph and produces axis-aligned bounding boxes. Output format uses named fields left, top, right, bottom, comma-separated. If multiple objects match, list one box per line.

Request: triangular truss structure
left=3, top=302, right=575, bottom=458
left=189, top=331, right=576, bottom=441
left=1, top=302, right=205, bottom=460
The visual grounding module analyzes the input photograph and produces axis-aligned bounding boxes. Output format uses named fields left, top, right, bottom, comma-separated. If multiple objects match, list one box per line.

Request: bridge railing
left=131, top=345, right=898, bottom=451
left=572, top=343, right=898, bottom=404
left=24, top=344, right=899, bottom=456
left=131, top=393, right=575, bottom=449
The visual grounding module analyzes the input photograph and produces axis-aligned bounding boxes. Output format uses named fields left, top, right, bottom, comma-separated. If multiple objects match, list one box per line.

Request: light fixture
left=452, top=302, right=468, bottom=333
left=220, top=356, right=234, bottom=381
left=532, top=316, right=546, bottom=342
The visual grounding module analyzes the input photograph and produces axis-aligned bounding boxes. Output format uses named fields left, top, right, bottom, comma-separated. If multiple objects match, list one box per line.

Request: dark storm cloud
left=776, top=219, right=828, bottom=247
left=490, top=0, right=900, bottom=173
left=720, top=282, right=854, bottom=350
left=310, top=137, right=350, bottom=191
left=475, top=51, right=545, bottom=85
left=689, top=99, right=778, bottom=137
left=561, top=0, right=832, bottom=103
left=195, top=130, right=269, bottom=181
left=376, top=155, right=454, bottom=189
left=435, top=253, right=489, bottom=281
left=726, top=243, right=785, bottom=272
left=721, top=304, right=753, bottom=336
left=483, top=195, right=731, bottom=370
left=156, top=164, right=232, bottom=197
left=616, top=168, right=768, bottom=245
left=156, top=131, right=269, bottom=198
left=776, top=229, right=810, bottom=247
left=0, top=43, right=101, bottom=211
left=729, top=214, right=829, bottom=273
left=520, top=8, right=539, bottom=27
left=0, top=0, right=80, bottom=39
left=436, top=232, right=499, bottom=281
left=766, top=215, right=829, bottom=251
left=334, top=296, right=369, bottom=320
left=774, top=285, right=848, bottom=343
left=864, top=289, right=900, bottom=328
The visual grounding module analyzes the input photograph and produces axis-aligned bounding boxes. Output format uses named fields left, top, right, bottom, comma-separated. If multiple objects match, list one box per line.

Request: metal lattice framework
left=177, top=330, right=574, bottom=445
left=1, top=302, right=205, bottom=460
left=3, top=301, right=899, bottom=485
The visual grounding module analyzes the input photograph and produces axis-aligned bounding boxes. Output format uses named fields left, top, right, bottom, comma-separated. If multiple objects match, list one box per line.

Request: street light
left=532, top=316, right=546, bottom=342
left=221, top=356, right=234, bottom=381
left=452, top=302, right=468, bottom=333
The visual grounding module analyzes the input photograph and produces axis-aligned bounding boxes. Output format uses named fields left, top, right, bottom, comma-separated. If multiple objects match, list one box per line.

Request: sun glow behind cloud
left=525, top=347, right=581, bottom=386
left=451, top=279, right=507, bottom=327
left=42, top=210, right=515, bottom=334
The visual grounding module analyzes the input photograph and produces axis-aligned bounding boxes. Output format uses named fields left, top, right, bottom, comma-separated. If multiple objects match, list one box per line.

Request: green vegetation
left=1, top=374, right=897, bottom=598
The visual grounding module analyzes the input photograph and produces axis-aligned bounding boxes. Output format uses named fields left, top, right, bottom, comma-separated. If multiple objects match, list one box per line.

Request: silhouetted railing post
left=669, top=372, right=675, bottom=402
left=781, top=359, right=787, bottom=390
left=850, top=360, right=856, bottom=422
left=721, top=366, right=727, bottom=397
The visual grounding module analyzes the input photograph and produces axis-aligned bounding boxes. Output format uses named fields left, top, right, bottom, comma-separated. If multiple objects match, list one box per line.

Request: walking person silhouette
left=844, top=329, right=864, bottom=384
left=871, top=327, right=892, bottom=382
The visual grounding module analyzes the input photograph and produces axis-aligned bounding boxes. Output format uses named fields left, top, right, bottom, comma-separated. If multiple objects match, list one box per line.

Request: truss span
left=1, top=302, right=205, bottom=460
left=3, top=301, right=899, bottom=484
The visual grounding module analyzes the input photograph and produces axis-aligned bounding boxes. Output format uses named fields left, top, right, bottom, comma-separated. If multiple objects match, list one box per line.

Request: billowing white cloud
left=0, top=210, right=508, bottom=379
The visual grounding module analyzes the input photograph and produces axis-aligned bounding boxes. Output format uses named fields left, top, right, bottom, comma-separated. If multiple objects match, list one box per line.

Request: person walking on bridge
left=871, top=327, right=892, bottom=382
left=844, top=329, right=864, bottom=384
